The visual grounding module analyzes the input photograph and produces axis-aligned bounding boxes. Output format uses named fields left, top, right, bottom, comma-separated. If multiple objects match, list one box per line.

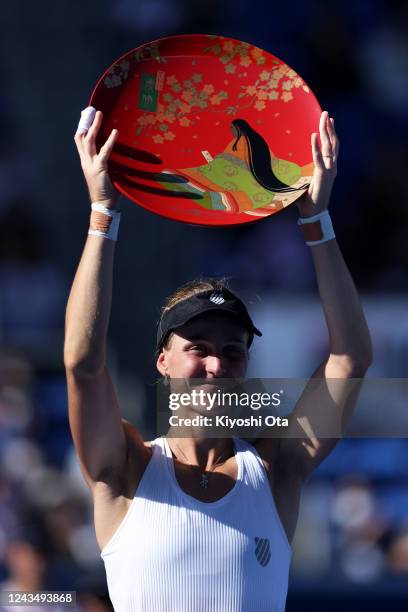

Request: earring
left=163, top=374, right=170, bottom=387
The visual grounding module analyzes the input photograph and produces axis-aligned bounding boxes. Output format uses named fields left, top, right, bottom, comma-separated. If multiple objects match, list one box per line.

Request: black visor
left=156, top=289, right=262, bottom=351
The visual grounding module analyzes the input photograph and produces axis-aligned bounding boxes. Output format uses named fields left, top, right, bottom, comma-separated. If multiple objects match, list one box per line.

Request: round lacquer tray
left=90, top=34, right=321, bottom=226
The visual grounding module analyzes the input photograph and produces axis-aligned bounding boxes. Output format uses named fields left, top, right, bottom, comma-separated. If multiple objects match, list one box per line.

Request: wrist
left=297, top=210, right=335, bottom=246
left=298, top=206, right=329, bottom=219
left=90, top=196, right=120, bottom=211
left=89, top=203, right=121, bottom=242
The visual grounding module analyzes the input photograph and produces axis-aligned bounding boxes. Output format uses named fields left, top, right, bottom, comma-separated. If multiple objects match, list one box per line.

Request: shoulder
left=93, top=423, right=153, bottom=504
left=251, top=438, right=280, bottom=474
left=103, top=420, right=152, bottom=497
left=121, top=419, right=153, bottom=452
left=253, top=438, right=303, bottom=541
left=252, top=438, right=303, bottom=490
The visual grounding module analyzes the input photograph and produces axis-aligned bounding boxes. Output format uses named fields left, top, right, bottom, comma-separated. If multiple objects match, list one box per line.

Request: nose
left=205, top=355, right=227, bottom=377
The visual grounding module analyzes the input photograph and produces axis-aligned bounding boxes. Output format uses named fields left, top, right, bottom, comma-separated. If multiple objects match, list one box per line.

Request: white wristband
left=88, top=202, right=121, bottom=242
left=297, top=210, right=335, bottom=246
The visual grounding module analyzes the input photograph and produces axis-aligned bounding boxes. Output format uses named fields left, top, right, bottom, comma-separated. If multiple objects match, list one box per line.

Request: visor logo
left=209, top=292, right=225, bottom=304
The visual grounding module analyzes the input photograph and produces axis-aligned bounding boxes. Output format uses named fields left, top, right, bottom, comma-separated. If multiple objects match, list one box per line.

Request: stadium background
left=0, top=0, right=407, bottom=609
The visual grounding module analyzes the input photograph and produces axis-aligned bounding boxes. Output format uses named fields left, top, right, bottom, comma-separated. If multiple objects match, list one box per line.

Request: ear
left=156, top=350, right=168, bottom=376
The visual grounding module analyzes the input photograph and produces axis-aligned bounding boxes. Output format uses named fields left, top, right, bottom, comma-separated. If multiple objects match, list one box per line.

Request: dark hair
left=231, top=119, right=308, bottom=194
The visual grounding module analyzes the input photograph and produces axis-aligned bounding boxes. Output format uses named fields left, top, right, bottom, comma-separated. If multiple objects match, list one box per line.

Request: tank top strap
left=232, top=437, right=270, bottom=490
left=150, top=435, right=166, bottom=453
left=150, top=435, right=184, bottom=484
left=150, top=436, right=171, bottom=468
left=130, top=436, right=172, bottom=501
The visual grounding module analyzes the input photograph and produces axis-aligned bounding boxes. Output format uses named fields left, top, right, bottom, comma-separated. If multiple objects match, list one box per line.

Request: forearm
left=66, top=108, right=122, bottom=373
left=64, top=234, right=115, bottom=374
left=310, top=238, right=372, bottom=366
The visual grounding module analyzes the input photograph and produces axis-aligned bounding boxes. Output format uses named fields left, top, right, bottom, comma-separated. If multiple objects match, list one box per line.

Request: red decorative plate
left=90, top=34, right=321, bottom=226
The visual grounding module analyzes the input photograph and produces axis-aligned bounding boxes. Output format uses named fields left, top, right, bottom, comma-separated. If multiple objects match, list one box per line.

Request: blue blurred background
left=0, top=0, right=408, bottom=610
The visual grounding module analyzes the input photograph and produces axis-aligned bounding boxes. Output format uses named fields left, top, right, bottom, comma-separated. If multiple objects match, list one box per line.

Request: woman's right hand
left=74, top=107, right=120, bottom=208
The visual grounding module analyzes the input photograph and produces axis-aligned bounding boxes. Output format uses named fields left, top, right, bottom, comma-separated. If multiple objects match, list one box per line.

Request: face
left=157, top=311, right=249, bottom=384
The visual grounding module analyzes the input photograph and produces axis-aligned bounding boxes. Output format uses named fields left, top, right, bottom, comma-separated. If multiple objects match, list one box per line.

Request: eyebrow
left=186, top=336, right=246, bottom=345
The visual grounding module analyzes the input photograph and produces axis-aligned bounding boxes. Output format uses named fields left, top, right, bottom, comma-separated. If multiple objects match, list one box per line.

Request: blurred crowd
left=0, top=353, right=112, bottom=610
left=0, top=0, right=407, bottom=609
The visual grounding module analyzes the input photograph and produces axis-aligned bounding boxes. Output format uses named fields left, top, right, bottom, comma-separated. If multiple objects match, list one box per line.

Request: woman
left=158, top=118, right=312, bottom=214
left=65, top=107, right=372, bottom=611
left=230, top=118, right=308, bottom=193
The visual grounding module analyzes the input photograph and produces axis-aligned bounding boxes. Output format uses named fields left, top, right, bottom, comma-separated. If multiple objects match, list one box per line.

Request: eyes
left=188, top=344, right=246, bottom=360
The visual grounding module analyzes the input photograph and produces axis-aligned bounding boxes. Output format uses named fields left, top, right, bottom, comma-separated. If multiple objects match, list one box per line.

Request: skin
left=66, top=108, right=372, bottom=552
left=157, top=311, right=249, bottom=468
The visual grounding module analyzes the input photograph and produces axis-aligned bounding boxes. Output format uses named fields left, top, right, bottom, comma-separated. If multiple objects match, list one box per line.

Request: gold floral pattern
left=103, top=60, right=130, bottom=89
left=104, top=43, right=167, bottom=89
left=135, top=71, right=230, bottom=142
left=134, top=42, right=167, bottom=64
left=204, top=39, right=266, bottom=67
left=235, top=63, right=309, bottom=108
left=130, top=36, right=311, bottom=145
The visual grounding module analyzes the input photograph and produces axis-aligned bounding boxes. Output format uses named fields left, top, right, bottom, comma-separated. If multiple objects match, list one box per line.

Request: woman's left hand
left=296, top=110, right=339, bottom=218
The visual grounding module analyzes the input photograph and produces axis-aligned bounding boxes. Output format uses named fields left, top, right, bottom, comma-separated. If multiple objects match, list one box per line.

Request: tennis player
left=65, top=107, right=372, bottom=611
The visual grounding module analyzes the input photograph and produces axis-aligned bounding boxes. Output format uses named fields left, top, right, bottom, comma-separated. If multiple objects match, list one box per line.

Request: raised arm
left=264, top=112, right=372, bottom=483
left=64, top=108, right=144, bottom=491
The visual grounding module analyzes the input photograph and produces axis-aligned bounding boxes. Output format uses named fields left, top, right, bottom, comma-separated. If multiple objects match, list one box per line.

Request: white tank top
left=101, top=436, right=291, bottom=611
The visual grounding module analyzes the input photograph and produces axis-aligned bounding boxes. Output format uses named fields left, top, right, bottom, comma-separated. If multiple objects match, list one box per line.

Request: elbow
left=328, top=350, right=373, bottom=377
left=331, top=332, right=373, bottom=376
left=64, top=348, right=105, bottom=377
left=64, top=359, right=104, bottom=378
left=63, top=333, right=106, bottom=376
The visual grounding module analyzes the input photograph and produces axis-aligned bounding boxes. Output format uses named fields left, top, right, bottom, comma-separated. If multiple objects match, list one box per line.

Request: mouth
left=186, top=378, right=243, bottom=397
left=188, top=381, right=222, bottom=392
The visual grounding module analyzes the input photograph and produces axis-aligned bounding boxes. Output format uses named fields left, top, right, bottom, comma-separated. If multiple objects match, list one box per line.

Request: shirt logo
left=209, top=292, right=225, bottom=305
left=254, top=537, right=271, bottom=567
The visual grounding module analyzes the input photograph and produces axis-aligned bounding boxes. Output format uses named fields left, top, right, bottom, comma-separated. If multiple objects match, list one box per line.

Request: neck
left=166, top=434, right=233, bottom=471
